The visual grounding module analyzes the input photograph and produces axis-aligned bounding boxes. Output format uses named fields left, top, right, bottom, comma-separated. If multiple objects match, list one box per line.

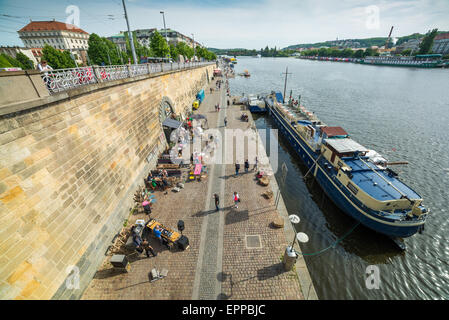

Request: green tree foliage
left=0, top=54, right=14, bottom=68
left=194, top=46, right=217, bottom=61
left=15, top=52, right=34, bottom=69
left=176, top=41, right=194, bottom=59
left=88, top=33, right=127, bottom=65
left=0, top=53, right=23, bottom=68
left=169, top=44, right=179, bottom=61
left=363, top=47, right=375, bottom=57
left=418, top=28, right=438, bottom=54
left=150, top=30, right=170, bottom=58
left=401, top=49, right=412, bottom=56
left=41, top=44, right=76, bottom=69
left=88, top=33, right=111, bottom=65
left=300, top=47, right=381, bottom=58
left=353, top=49, right=364, bottom=58
left=125, top=31, right=153, bottom=62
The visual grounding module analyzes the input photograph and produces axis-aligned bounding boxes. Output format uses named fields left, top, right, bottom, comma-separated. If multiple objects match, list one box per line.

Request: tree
left=341, top=48, right=354, bottom=57
left=169, top=44, right=179, bottom=61
left=41, top=44, right=76, bottom=69
left=0, top=54, right=14, bottom=68
left=16, top=52, right=34, bottom=69
left=176, top=41, right=194, bottom=60
left=150, top=30, right=170, bottom=58
left=363, top=47, right=375, bottom=57
left=418, top=28, right=438, bottom=54
left=401, top=49, right=412, bottom=56
left=354, top=49, right=364, bottom=58
left=88, top=33, right=110, bottom=65
left=0, top=53, right=23, bottom=68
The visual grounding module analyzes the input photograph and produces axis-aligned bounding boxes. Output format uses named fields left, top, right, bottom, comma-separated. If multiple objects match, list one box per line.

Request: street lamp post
left=160, top=11, right=170, bottom=61
left=122, top=0, right=137, bottom=64
left=160, top=11, right=168, bottom=43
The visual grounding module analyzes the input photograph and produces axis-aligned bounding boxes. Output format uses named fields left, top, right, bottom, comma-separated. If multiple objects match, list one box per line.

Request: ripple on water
left=234, top=57, right=449, bottom=299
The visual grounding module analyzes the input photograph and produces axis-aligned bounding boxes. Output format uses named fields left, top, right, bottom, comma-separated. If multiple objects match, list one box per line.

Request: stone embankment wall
left=0, top=64, right=215, bottom=299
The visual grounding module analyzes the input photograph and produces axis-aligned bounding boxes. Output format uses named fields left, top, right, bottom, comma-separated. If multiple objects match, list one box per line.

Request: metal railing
left=40, top=61, right=215, bottom=94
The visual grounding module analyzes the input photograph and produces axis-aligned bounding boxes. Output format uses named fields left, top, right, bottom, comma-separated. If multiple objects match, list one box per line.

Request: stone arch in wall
left=159, top=96, right=175, bottom=124
left=159, top=96, right=177, bottom=146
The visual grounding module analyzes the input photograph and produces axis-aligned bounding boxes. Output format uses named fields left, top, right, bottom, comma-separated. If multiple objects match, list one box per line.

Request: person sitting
left=150, top=178, right=158, bottom=190
left=161, top=178, right=169, bottom=190
left=132, top=233, right=143, bottom=253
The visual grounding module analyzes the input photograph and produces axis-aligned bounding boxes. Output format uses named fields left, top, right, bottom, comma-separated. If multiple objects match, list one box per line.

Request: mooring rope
left=296, top=221, right=361, bottom=257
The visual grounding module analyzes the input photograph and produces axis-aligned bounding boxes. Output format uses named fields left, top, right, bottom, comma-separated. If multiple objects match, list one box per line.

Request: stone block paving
left=81, top=75, right=304, bottom=300
left=81, top=178, right=208, bottom=300
left=219, top=100, right=303, bottom=300
left=81, top=80, right=222, bottom=300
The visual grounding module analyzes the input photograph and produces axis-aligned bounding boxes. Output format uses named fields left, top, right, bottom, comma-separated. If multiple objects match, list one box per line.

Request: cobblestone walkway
left=81, top=72, right=307, bottom=300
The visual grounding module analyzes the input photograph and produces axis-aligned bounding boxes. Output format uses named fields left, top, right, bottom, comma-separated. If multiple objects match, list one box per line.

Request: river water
left=228, top=56, right=449, bottom=300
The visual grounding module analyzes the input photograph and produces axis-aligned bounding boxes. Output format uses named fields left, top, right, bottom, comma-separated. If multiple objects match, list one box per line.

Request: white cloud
left=3, top=0, right=447, bottom=48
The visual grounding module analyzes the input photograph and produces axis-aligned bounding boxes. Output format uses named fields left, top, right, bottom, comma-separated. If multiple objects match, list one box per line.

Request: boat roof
left=275, top=92, right=283, bottom=103
left=321, top=126, right=348, bottom=137
left=324, top=138, right=368, bottom=153
left=345, top=159, right=421, bottom=201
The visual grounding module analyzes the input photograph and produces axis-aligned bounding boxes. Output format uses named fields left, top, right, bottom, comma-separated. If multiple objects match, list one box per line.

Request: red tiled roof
left=435, top=33, right=449, bottom=40
left=322, top=126, right=348, bottom=137
left=18, top=21, right=89, bottom=34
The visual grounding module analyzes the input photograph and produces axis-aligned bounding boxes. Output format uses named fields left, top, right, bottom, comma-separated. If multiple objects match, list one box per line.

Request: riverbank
left=81, top=71, right=317, bottom=300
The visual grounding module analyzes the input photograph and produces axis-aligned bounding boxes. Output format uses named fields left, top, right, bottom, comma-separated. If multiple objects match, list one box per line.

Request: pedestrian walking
left=235, top=162, right=240, bottom=176
left=253, top=156, right=258, bottom=171
left=142, top=240, right=157, bottom=257
left=233, top=192, right=240, bottom=208
left=224, top=117, right=227, bottom=127
left=227, top=99, right=230, bottom=106
left=244, top=159, right=249, bottom=173
left=213, top=193, right=220, bottom=211
left=217, top=104, right=220, bottom=112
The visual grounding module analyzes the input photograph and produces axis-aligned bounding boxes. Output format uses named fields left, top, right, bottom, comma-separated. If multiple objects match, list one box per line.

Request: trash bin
left=282, top=246, right=297, bottom=271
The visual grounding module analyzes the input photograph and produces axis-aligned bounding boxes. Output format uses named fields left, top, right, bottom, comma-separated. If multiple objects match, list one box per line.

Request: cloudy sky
left=1, top=0, right=448, bottom=49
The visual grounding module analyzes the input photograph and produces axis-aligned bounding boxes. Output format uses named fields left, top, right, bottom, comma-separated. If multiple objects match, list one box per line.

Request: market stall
left=145, top=219, right=189, bottom=251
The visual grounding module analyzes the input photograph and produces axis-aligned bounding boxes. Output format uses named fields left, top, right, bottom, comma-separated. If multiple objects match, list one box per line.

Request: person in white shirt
left=37, top=60, right=53, bottom=73
left=37, top=60, right=53, bottom=89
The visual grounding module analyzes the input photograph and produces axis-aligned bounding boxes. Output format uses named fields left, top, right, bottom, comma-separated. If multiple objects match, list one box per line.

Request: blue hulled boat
left=247, top=94, right=267, bottom=113
left=265, top=92, right=428, bottom=241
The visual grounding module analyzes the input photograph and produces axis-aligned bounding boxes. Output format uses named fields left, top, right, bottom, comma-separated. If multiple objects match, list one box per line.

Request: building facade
left=17, top=20, right=89, bottom=65
left=108, top=33, right=127, bottom=51
left=432, top=33, right=449, bottom=54
left=108, top=28, right=202, bottom=52
left=159, top=29, right=201, bottom=48
left=395, top=38, right=422, bottom=53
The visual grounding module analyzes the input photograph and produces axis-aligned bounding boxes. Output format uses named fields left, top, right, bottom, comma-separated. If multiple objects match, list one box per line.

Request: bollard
left=282, top=246, right=297, bottom=271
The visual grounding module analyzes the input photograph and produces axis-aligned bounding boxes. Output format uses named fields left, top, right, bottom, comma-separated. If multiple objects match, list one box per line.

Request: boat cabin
left=320, top=126, right=348, bottom=139
left=321, top=138, right=368, bottom=168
